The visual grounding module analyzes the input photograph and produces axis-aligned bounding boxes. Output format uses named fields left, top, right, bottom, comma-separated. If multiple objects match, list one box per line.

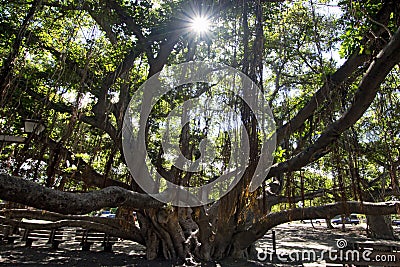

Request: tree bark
left=366, top=215, right=395, bottom=240
left=326, top=218, right=334, bottom=229
left=0, top=173, right=162, bottom=214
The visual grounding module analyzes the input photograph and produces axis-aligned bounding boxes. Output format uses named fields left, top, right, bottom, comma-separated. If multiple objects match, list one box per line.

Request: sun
left=190, top=16, right=211, bottom=33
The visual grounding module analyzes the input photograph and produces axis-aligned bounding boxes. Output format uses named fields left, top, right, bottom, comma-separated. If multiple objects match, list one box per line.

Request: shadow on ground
left=1, top=223, right=399, bottom=266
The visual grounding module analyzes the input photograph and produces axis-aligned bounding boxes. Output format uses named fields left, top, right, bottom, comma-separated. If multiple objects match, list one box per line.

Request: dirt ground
left=1, top=222, right=399, bottom=266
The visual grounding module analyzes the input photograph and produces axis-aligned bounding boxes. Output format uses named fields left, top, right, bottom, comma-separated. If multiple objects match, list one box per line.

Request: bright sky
left=314, top=0, right=345, bottom=66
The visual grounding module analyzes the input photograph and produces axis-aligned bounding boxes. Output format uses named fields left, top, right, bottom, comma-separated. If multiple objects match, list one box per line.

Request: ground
left=1, top=222, right=399, bottom=266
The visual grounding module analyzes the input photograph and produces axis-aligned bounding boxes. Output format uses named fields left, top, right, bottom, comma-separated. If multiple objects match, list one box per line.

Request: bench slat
left=75, top=229, right=117, bottom=252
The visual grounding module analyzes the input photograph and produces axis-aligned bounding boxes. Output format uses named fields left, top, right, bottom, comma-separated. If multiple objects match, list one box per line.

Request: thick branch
left=92, top=48, right=142, bottom=127
left=266, top=189, right=326, bottom=207
left=107, top=0, right=152, bottom=58
left=275, top=0, right=396, bottom=144
left=87, top=9, right=118, bottom=45
left=276, top=51, right=369, bottom=145
left=269, top=26, right=400, bottom=177
left=0, top=173, right=162, bottom=214
left=40, top=135, right=130, bottom=190
left=235, top=201, right=400, bottom=249
left=148, top=32, right=182, bottom=76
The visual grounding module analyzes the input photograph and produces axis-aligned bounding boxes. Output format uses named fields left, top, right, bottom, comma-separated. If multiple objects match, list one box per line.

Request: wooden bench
left=22, top=228, right=66, bottom=249
left=75, top=228, right=118, bottom=252
left=0, top=224, right=21, bottom=244
left=0, top=234, right=20, bottom=244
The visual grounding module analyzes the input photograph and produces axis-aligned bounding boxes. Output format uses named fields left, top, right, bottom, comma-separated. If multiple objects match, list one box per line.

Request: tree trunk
left=136, top=201, right=400, bottom=262
left=325, top=218, right=334, bottom=229
left=135, top=206, right=257, bottom=262
left=367, top=215, right=395, bottom=240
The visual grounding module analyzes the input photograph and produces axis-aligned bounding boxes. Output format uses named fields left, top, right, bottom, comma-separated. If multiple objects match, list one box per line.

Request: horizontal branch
left=0, top=173, right=162, bottom=215
left=266, top=189, right=326, bottom=207
left=234, top=201, right=400, bottom=249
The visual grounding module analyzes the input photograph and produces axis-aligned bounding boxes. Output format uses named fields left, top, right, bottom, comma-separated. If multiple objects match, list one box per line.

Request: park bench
left=75, top=228, right=118, bottom=252
left=0, top=224, right=21, bottom=244
left=22, top=228, right=66, bottom=249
